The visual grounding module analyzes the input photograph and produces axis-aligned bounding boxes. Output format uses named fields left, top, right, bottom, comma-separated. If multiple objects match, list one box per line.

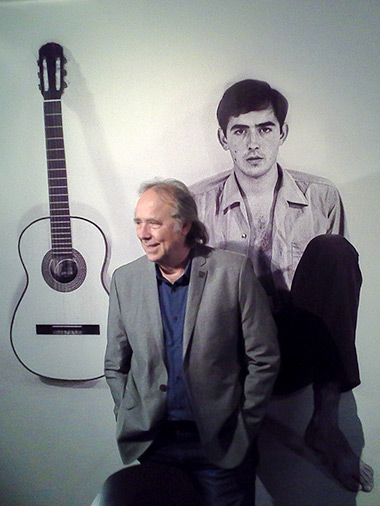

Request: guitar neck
left=44, top=99, right=73, bottom=255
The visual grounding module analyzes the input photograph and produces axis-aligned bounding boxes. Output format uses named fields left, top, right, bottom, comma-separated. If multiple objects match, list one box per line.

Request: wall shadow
left=257, top=387, right=362, bottom=506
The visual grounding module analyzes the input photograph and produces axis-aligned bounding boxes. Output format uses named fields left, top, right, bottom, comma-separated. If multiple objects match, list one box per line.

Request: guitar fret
left=46, top=138, right=64, bottom=146
left=45, top=127, right=63, bottom=136
left=48, top=161, right=66, bottom=169
left=49, top=185, right=67, bottom=190
left=44, top=100, right=61, bottom=110
left=47, top=149, right=65, bottom=154
left=49, top=174, right=67, bottom=180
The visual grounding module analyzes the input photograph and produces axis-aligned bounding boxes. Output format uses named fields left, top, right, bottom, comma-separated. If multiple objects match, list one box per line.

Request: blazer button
left=159, top=384, right=167, bottom=392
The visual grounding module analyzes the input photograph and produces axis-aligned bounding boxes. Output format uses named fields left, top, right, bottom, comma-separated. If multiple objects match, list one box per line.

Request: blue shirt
left=156, top=260, right=194, bottom=421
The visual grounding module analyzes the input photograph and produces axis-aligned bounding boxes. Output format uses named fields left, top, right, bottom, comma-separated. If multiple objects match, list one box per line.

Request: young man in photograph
left=191, top=79, right=374, bottom=493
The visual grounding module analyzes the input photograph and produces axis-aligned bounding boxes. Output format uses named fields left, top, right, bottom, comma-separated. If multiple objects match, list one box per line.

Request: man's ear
left=217, top=128, right=230, bottom=151
left=280, top=123, right=289, bottom=145
left=182, top=221, right=192, bottom=236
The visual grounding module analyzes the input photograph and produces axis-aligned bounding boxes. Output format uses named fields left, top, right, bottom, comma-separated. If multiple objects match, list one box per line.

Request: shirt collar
left=220, top=171, right=244, bottom=213
left=278, top=166, right=308, bottom=206
left=220, top=165, right=308, bottom=212
left=155, top=255, right=192, bottom=287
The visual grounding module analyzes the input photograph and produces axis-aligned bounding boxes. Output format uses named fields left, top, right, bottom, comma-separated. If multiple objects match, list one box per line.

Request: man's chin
left=144, top=250, right=162, bottom=263
left=145, top=252, right=157, bottom=262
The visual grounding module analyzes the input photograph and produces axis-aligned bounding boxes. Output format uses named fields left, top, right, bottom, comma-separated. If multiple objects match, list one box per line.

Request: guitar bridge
left=36, top=324, right=100, bottom=335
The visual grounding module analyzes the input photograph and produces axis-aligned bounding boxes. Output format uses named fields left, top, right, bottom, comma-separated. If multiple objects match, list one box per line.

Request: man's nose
left=137, top=223, right=151, bottom=239
left=246, top=130, right=259, bottom=149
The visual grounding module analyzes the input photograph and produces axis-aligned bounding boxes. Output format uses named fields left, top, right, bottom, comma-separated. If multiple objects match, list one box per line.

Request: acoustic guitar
left=10, top=42, right=109, bottom=381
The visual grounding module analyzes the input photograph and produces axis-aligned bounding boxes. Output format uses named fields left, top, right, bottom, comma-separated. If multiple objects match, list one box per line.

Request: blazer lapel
left=182, top=251, right=209, bottom=358
left=141, top=258, right=165, bottom=359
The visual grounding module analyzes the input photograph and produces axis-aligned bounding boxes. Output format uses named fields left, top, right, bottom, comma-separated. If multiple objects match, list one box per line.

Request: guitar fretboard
left=44, top=100, right=73, bottom=255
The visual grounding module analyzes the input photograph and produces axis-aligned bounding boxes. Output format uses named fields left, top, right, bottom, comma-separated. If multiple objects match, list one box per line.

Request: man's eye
left=233, top=129, right=245, bottom=136
left=260, top=127, right=272, bottom=134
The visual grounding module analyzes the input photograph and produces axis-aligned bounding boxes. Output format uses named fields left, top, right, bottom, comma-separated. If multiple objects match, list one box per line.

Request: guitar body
left=11, top=216, right=109, bottom=380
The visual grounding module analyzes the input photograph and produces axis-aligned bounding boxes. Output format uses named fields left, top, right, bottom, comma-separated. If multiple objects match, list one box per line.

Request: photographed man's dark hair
left=139, top=178, right=209, bottom=247
left=217, top=79, right=288, bottom=134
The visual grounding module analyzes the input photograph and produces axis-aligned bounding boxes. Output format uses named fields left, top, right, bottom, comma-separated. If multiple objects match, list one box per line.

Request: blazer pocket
left=123, top=385, right=138, bottom=410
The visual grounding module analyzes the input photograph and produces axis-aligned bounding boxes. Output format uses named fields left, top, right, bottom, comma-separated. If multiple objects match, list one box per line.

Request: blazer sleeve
left=239, top=257, right=280, bottom=436
left=104, top=271, right=132, bottom=418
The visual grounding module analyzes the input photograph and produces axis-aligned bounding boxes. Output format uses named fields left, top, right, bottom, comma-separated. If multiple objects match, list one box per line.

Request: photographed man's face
left=134, top=189, right=190, bottom=266
left=218, top=107, right=288, bottom=179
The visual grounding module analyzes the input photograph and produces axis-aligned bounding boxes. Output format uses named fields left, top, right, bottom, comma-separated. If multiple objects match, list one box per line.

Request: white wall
left=1, top=1, right=379, bottom=505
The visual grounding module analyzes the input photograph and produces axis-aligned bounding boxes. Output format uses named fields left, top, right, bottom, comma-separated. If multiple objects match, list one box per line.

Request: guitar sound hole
left=50, top=258, right=78, bottom=283
left=42, top=249, right=87, bottom=292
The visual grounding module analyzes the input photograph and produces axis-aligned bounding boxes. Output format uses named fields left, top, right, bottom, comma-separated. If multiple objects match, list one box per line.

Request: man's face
left=134, top=188, right=190, bottom=267
left=218, top=107, right=288, bottom=179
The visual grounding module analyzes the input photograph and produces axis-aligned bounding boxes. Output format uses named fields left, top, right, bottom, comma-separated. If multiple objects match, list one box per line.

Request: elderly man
left=190, top=79, right=374, bottom=492
left=105, top=179, right=280, bottom=505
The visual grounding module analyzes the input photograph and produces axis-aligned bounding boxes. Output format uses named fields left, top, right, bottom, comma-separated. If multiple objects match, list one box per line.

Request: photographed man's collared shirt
left=156, top=260, right=194, bottom=421
left=191, top=166, right=347, bottom=311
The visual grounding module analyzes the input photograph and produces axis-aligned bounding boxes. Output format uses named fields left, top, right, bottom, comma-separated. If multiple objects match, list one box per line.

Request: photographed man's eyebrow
left=230, top=123, right=249, bottom=131
left=256, top=121, right=276, bottom=128
left=230, top=121, right=276, bottom=131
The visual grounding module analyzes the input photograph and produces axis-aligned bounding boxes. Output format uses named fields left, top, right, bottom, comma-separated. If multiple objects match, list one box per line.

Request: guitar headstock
left=38, top=42, right=67, bottom=100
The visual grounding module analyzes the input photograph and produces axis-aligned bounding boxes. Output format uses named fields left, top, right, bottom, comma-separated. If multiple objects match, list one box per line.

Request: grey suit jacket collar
left=183, top=247, right=211, bottom=358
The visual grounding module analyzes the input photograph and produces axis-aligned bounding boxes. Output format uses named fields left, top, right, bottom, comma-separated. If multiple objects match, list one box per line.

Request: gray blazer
left=105, top=247, right=279, bottom=469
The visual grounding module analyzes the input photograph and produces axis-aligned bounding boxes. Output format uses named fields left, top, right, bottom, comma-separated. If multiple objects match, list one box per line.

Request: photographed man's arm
left=324, top=184, right=348, bottom=236
left=104, top=271, right=132, bottom=418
